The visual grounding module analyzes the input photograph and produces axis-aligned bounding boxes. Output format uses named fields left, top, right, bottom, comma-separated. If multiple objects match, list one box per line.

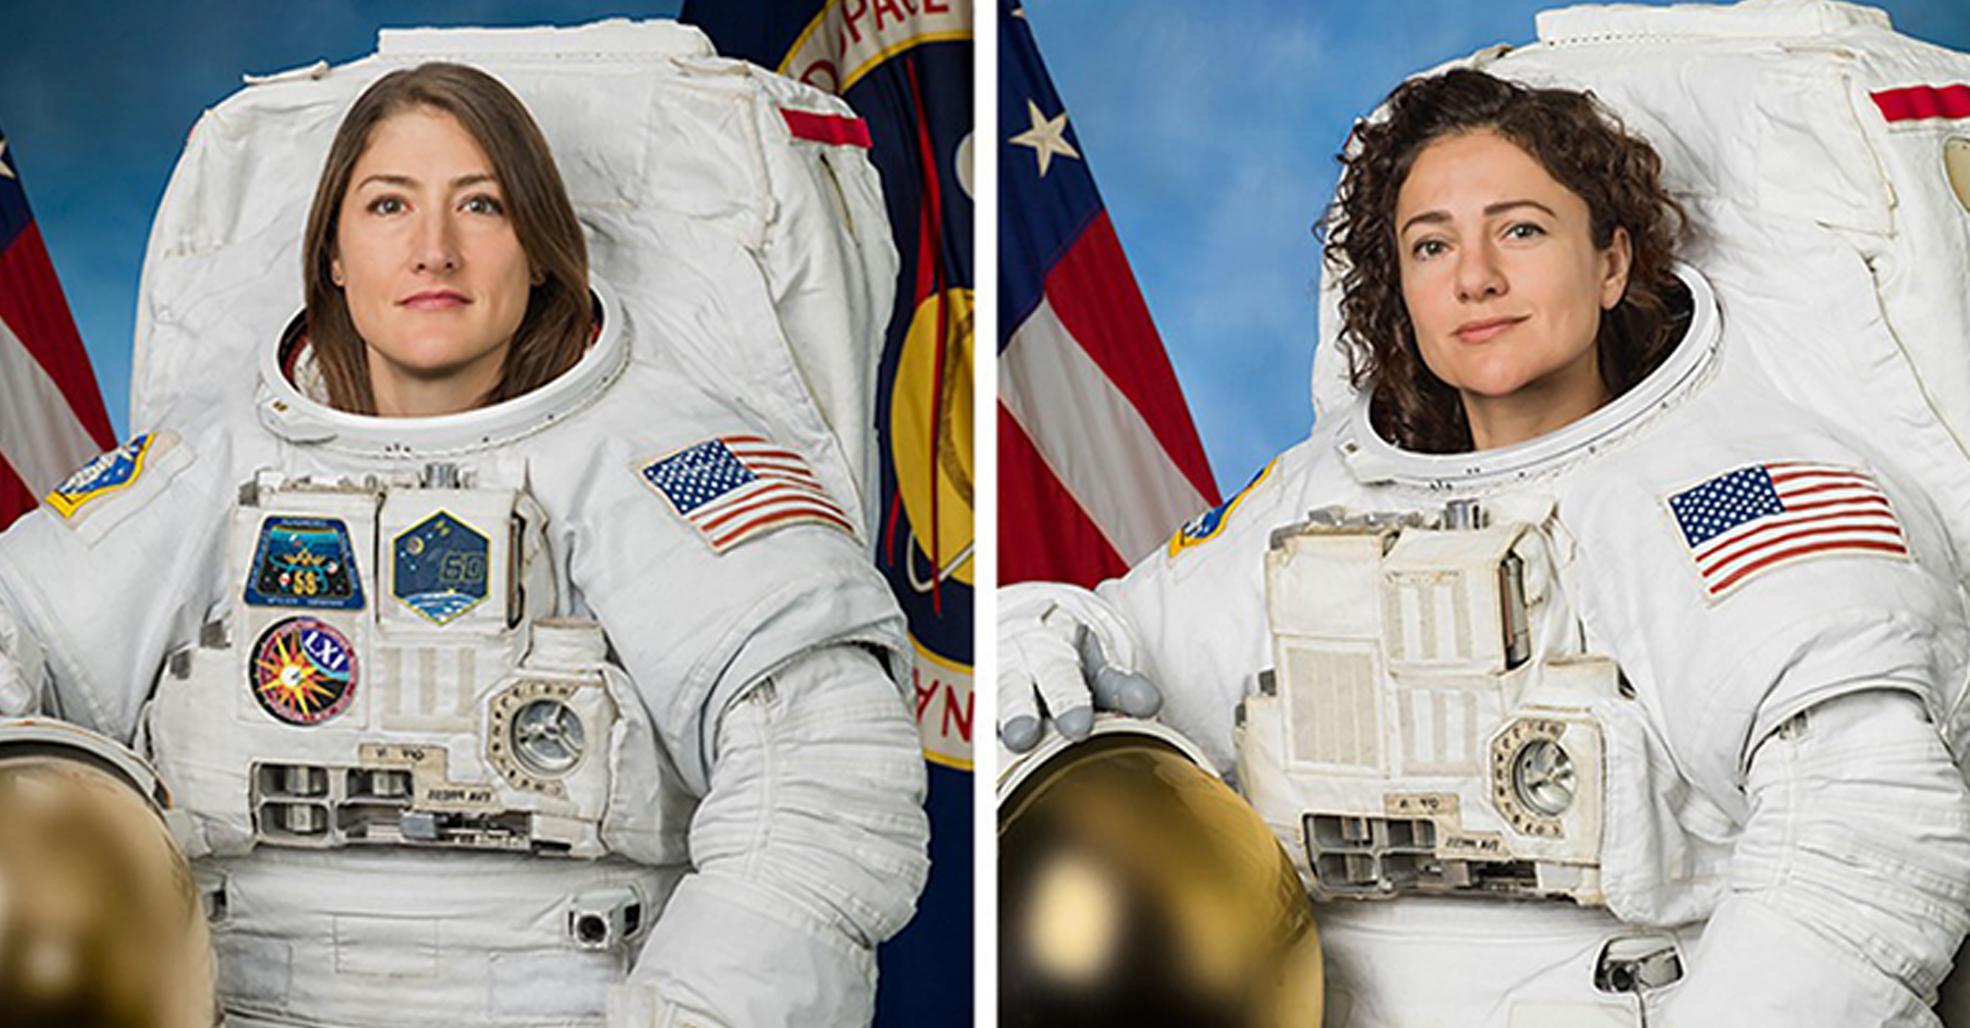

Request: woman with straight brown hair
left=298, top=62, right=593, bottom=416
left=0, top=60, right=929, bottom=1028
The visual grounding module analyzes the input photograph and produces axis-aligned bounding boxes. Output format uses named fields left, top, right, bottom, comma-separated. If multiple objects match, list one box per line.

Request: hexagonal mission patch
left=392, top=511, right=489, bottom=626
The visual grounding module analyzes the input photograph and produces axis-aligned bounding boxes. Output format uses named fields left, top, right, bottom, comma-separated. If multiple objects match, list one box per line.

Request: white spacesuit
left=0, top=21, right=926, bottom=1028
left=1003, top=2, right=1970, bottom=1024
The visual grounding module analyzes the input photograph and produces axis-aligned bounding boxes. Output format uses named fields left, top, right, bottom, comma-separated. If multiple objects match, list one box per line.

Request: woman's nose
left=1454, top=241, right=1506, bottom=302
left=410, top=210, right=459, bottom=274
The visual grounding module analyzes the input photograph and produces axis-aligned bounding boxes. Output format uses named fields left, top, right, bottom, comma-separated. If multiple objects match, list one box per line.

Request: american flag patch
left=639, top=435, right=852, bottom=553
left=1665, top=461, right=1908, bottom=598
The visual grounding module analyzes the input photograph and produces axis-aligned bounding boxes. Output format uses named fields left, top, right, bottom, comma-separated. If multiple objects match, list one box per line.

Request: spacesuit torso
left=0, top=281, right=909, bottom=1027
left=1092, top=266, right=1970, bottom=1025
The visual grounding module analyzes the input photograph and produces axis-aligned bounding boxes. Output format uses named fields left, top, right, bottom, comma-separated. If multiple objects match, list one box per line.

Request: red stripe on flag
left=0, top=451, right=35, bottom=532
left=711, top=506, right=856, bottom=549
left=1870, top=84, right=1970, bottom=122
left=0, top=223, right=115, bottom=450
left=1699, top=517, right=1904, bottom=577
left=780, top=108, right=873, bottom=148
left=1043, top=211, right=1220, bottom=507
left=0, top=223, right=116, bottom=450
left=1709, top=538, right=1909, bottom=595
left=998, top=407, right=1128, bottom=586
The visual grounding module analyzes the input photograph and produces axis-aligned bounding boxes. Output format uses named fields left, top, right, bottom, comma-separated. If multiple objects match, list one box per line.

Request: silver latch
left=568, top=885, right=646, bottom=950
left=421, top=462, right=462, bottom=489
left=1594, top=934, right=1684, bottom=995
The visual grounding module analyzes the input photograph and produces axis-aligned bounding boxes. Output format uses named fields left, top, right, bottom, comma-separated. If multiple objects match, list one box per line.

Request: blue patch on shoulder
left=1167, top=458, right=1276, bottom=558
left=46, top=434, right=155, bottom=518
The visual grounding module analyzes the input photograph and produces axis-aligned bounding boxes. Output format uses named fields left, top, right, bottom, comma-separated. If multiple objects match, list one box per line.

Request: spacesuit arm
left=615, top=644, right=930, bottom=1028
left=1658, top=688, right=1970, bottom=1026
left=0, top=598, right=48, bottom=716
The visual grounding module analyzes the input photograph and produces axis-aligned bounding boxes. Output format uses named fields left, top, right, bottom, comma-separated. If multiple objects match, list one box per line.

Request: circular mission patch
left=249, top=616, right=357, bottom=726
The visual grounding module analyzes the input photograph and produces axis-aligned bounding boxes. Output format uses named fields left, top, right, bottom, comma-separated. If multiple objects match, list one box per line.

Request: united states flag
left=0, top=128, right=116, bottom=531
left=1666, top=461, right=1908, bottom=597
left=641, top=434, right=852, bottom=553
left=999, top=0, right=1218, bottom=585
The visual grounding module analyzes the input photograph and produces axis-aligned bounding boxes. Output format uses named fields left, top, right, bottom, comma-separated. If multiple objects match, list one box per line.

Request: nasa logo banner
left=679, top=4, right=975, bottom=1023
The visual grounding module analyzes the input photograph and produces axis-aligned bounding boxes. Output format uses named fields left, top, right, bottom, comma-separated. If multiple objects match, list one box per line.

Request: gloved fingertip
left=1119, top=679, right=1163, bottom=718
left=1055, top=706, right=1094, bottom=740
left=1002, top=716, right=1042, bottom=753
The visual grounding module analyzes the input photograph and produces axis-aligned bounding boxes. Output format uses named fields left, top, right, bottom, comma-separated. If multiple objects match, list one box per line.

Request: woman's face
left=1394, top=129, right=1630, bottom=442
left=331, top=106, right=533, bottom=415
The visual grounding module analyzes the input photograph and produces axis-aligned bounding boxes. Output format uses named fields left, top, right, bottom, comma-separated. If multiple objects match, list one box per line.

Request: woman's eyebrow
left=1483, top=199, right=1556, bottom=218
left=354, top=172, right=417, bottom=190
left=1400, top=198, right=1559, bottom=236
left=1398, top=209, right=1451, bottom=235
left=352, top=172, right=496, bottom=190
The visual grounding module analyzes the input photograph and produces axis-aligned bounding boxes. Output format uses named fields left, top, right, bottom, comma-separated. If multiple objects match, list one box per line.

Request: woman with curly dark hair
left=1001, top=67, right=1970, bottom=1026
left=1327, top=68, right=1690, bottom=455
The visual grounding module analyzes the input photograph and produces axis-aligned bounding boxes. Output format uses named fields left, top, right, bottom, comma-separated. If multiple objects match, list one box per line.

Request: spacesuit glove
left=0, top=602, right=46, bottom=716
left=1656, top=689, right=1970, bottom=1027
left=998, top=581, right=1161, bottom=753
left=624, top=645, right=929, bottom=1027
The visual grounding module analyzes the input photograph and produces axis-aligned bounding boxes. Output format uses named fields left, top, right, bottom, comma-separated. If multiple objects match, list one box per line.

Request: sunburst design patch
left=249, top=617, right=357, bottom=726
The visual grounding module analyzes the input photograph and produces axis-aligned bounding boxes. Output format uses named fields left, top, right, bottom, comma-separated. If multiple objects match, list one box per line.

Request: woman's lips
left=1454, top=315, right=1526, bottom=344
left=400, top=290, right=469, bottom=310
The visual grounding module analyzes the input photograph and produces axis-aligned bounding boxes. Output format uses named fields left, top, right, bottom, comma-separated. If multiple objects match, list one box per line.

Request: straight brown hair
left=300, top=62, right=592, bottom=414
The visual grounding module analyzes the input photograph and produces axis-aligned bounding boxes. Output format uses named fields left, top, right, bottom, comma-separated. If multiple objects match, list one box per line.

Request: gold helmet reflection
left=0, top=718, right=216, bottom=1028
left=998, top=718, right=1322, bottom=1027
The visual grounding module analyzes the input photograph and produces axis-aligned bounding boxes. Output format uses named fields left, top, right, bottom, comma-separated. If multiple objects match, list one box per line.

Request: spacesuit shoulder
left=0, top=417, right=256, bottom=736
left=531, top=374, right=904, bottom=793
left=1156, top=426, right=1349, bottom=569
left=1554, top=391, right=1966, bottom=801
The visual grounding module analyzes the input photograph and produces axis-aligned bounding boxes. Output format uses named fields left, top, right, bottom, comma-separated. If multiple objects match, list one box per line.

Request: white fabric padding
left=133, top=19, right=897, bottom=530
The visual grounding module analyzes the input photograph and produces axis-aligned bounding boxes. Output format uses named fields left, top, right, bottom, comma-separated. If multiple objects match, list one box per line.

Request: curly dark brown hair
left=1322, top=68, right=1688, bottom=453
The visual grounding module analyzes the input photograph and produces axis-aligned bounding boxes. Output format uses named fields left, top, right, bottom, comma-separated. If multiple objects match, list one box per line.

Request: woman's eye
left=367, top=196, right=405, bottom=216
left=1504, top=222, right=1545, bottom=240
left=462, top=195, right=504, bottom=215
left=1411, top=238, right=1448, bottom=260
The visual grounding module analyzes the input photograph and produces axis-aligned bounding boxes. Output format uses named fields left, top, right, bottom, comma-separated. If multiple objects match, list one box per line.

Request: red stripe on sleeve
left=1870, top=84, right=1970, bottom=123
left=780, top=108, right=874, bottom=149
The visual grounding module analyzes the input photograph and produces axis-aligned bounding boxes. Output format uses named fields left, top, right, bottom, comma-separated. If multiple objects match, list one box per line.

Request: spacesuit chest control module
left=144, top=465, right=681, bottom=880
left=1239, top=500, right=1618, bottom=906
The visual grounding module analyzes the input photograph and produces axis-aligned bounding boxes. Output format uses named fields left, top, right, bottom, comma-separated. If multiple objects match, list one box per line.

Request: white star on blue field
left=1022, top=0, right=1970, bottom=495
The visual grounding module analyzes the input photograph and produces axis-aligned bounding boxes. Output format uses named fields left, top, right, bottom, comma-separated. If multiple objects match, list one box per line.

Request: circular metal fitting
left=1511, top=738, right=1575, bottom=818
left=510, top=699, right=586, bottom=777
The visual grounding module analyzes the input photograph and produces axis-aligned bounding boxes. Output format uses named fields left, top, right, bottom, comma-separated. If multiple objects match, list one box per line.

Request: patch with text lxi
left=250, top=616, right=357, bottom=726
